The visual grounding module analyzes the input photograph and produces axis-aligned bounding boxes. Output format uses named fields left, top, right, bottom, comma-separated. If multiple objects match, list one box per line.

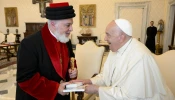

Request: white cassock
left=91, top=38, right=174, bottom=100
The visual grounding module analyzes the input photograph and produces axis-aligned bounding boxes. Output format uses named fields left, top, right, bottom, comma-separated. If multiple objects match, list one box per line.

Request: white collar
left=117, top=38, right=132, bottom=56
left=48, top=25, right=58, bottom=41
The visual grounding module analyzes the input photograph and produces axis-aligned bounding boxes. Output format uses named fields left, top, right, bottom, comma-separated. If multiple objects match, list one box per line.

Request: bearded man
left=16, top=2, right=77, bottom=100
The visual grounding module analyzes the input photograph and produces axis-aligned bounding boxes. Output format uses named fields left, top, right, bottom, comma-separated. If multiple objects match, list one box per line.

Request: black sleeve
left=146, top=27, right=149, bottom=36
left=17, top=38, right=38, bottom=82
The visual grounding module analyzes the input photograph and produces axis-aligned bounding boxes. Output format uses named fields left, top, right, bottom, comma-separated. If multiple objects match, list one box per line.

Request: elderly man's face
left=54, top=18, right=73, bottom=43
left=105, top=21, right=122, bottom=52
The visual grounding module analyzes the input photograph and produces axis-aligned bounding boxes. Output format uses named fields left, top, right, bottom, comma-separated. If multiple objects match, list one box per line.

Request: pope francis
left=73, top=19, right=175, bottom=100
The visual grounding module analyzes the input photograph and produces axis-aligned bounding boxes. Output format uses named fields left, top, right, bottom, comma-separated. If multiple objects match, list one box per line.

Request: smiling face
left=104, top=20, right=124, bottom=52
left=50, top=18, right=73, bottom=43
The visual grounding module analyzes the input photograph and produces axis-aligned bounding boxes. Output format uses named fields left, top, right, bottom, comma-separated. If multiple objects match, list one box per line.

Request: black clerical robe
left=145, top=26, right=157, bottom=53
left=16, top=24, right=75, bottom=100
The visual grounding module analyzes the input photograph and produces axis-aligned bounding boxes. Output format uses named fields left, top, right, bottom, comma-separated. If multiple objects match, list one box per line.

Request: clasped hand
left=68, top=68, right=77, bottom=79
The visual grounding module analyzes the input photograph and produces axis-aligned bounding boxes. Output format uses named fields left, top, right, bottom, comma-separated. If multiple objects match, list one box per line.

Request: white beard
left=55, top=31, right=69, bottom=43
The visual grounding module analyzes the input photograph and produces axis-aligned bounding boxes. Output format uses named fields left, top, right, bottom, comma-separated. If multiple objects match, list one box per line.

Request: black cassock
left=16, top=30, right=75, bottom=100
left=145, top=26, right=157, bottom=53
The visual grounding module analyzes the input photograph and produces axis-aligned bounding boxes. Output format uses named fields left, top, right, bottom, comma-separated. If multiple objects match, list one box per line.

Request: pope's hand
left=58, top=82, right=70, bottom=96
left=68, top=68, right=77, bottom=79
left=85, top=84, right=99, bottom=94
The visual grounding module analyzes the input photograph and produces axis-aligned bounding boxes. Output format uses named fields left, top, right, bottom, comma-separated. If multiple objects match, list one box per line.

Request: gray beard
left=55, top=32, right=69, bottom=43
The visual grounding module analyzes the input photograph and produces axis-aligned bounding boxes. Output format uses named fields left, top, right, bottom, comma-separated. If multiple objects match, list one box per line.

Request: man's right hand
left=58, top=82, right=70, bottom=96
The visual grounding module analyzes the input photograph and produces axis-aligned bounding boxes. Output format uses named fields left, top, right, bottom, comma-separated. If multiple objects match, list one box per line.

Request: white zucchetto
left=115, top=19, right=132, bottom=36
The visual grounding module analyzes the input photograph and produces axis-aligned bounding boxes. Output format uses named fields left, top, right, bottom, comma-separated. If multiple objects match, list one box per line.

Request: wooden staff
left=70, top=57, right=75, bottom=100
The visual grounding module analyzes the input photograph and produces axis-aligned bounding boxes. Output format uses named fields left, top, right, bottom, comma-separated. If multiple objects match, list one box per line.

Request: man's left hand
left=68, top=68, right=77, bottom=79
left=85, top=84, right=99, bottom=94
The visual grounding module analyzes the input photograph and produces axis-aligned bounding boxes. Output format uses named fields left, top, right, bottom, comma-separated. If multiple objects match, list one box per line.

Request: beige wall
left=0, top=0, right=169, bottom=46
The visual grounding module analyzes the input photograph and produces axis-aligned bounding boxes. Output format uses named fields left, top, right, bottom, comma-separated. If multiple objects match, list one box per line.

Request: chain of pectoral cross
left=60, top=54, right=62, bottom=69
